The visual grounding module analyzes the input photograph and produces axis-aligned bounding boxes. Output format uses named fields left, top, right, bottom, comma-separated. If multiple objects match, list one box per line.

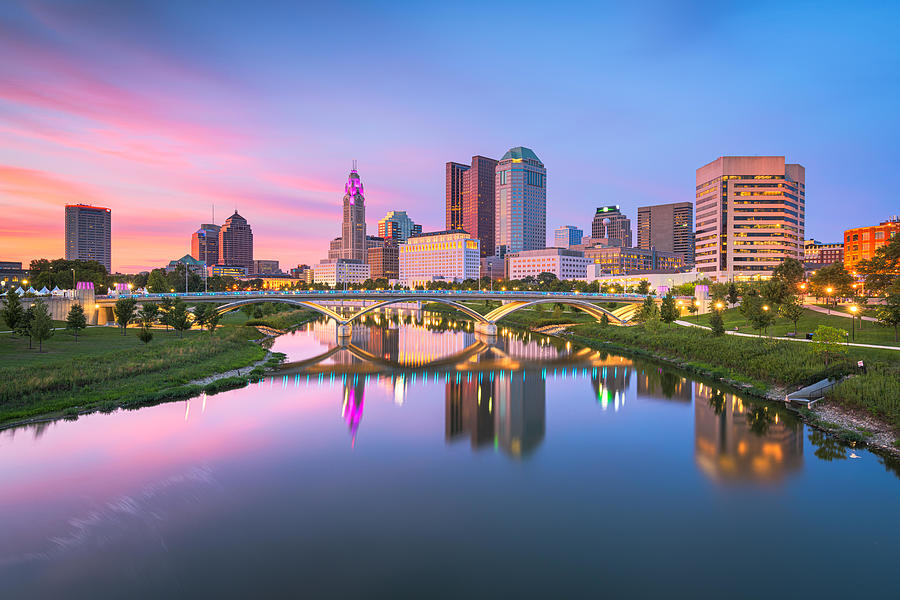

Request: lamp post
left=825, top=286, right=833, bottom=314
left=849, top=305, right=858, bottom=341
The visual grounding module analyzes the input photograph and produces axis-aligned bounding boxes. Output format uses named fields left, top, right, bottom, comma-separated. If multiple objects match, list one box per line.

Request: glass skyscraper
left=494, top=147, right=546, bottom=256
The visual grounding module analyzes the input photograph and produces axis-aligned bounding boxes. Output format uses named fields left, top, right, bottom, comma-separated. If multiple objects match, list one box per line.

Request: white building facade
left=313, top=260, right=370, bottom=287
left=507, top=248, right=590, bottom=281
left=399, top=231, right=480, bottom=287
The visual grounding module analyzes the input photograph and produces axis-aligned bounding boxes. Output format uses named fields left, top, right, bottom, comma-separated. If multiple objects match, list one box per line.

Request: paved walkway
left=804, top=303, right=878, bottom=322
left=675, top=320, right=900, bottom=351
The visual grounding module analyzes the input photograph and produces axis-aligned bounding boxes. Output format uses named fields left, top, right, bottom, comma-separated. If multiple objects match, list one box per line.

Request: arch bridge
left=95, top=290, right=684, bottom=334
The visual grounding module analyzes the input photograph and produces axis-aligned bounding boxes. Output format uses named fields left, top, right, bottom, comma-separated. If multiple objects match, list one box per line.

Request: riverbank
left=539, top=321, right=900, bottom=458
left=0, top=309, right=317, bottom=430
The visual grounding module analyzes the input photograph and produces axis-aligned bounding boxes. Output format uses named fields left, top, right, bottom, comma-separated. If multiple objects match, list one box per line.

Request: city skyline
left=2, top=2, right=899, bottom=272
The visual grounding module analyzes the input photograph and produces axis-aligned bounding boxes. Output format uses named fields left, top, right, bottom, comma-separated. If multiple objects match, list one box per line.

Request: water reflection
left=446, top=370, right=546, bottom=458
left=693, top=383, right=803, bottom=483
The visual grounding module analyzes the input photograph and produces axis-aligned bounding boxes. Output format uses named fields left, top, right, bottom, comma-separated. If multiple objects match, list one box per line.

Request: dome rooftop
left=501, top=146, right=541, bottom=162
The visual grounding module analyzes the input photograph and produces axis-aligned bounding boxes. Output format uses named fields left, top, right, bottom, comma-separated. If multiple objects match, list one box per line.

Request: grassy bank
left=683, top=307, right=899, bottom=347
left=566, top=322, right=900, bottom=429
left=0, top=324, right=268, bottom=425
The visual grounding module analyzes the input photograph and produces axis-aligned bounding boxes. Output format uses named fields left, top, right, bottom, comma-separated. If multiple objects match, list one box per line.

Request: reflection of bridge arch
left=280, top=340, right=490, bottom=372
left=485, top=298, right=626, bottom=325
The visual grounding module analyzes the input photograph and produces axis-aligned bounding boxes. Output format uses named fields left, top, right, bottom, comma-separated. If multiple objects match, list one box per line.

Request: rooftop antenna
left=212, top=204, right=215, bottom=224
left=353, top=159, right=357, bottom=171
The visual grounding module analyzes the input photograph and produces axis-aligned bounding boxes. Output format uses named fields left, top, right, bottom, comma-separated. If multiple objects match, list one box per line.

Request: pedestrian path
left=674, top=320, right=899, bottom=351
left=804, top=303, right=878, bottom=322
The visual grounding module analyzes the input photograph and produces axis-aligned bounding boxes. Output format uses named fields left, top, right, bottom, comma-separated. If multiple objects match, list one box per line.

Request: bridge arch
left=344, top=297, right=488, bottom=325
left=483, top=298, right=628, bottom=325
left=215, top=298, right=346, bottom=322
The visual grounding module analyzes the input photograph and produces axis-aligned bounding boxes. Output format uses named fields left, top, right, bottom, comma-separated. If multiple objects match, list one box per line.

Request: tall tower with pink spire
left=341, top=161, right=367, bottom=261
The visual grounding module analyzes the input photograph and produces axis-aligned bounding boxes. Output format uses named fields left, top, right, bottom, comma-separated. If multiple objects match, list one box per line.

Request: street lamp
left=850, top=305, right=858, bottom=341
left=825, top=286, right=833, bottom=313
left=762, top=305, right=769, bottom=312
left=715, top=302, right=724, bottom=311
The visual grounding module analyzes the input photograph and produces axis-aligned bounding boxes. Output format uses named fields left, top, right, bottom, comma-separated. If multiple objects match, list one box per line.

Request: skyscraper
left=695, top=156, right=805, bottom=281
left=65, top=204, right=112, bottom=273
left=378, top=210, right=422, bottom=242
left=495, top=146, right=546, bottom=256
left=462, top=155, right=498, bottom=257
left=191, top=223, right=221, bottom=267
left=591, top=206, right=632, bottom=248
left=218, top=211, right=253, bottom=271
left=554, top=225, right=583, bottom=248
left=445, top=162, right=469, bottom=231
left=341, top=166, right=367, bottom=262
left=637, top=202, right=694, bottom=265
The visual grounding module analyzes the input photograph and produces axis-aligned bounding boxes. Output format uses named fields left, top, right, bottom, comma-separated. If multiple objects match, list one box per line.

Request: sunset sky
left=2, top=0, right=898, bottom=273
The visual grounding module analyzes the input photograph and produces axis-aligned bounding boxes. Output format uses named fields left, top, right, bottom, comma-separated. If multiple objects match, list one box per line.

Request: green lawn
left=683, top=307, right=899, bottom=347
left=0, top=322, right=266, bottom=425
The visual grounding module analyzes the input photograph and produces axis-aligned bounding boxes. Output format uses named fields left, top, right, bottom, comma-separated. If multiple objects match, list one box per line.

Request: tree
left=856, top=235, right=900, bottom=295
left=158, top=297, right=176, bottom=330
left=726, top=283, right=739, bottom=308
left=2, top=290, right=24, bottom=335
left=169, top=299, right=191, bottom=337
left=65, top=303, right=87, bottom=341
left=659, top=294, right=678, bottom=323
left=16, top=306, right=35, bottom=349
left=137, top=303, right=159, bottom=329
left=193, top=303, right=210, bottom=330
left=772, top=257, right=805, bottom=287
left=205, top=305, right=222, bottom=332
left=138, top=326, right=153, bottom=345
left=810, top=325, right=848, bottom=366
left=146, top=269, right=169, bottom=293
left=600, top=313, right=610, bottom=328
left=810, top=262, right=854, bottom=304
left=636, top=296, right=659, bottom=323
left=762, top=278, right=790, bottom=307
left=709, top=309, right=726, bottom=336
left=875, top=285, right=900, bottom=342
left=740, top=294, right=775, bottom=335
left=28, top=258, right=108, bottom=292
left=636, top=280, right=651, bottom=295
left=29, top=299, right=54, bottom=352
left=779, top=295, right=804, bottom=335
left=114, top=298, right=138, bottom=336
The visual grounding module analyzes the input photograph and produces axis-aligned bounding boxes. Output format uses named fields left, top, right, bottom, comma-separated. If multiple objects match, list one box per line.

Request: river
left=1, top=314, right=898, bottom=598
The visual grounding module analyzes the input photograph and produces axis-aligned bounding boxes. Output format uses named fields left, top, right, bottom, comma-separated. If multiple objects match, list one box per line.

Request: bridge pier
left=474, top=322, right=497, bottom=336
left=336, top=323, right=353, bottom=344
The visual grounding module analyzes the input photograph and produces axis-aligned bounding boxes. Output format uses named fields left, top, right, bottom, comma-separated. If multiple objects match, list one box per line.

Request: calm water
left=1, top=316, right=898, bottom=599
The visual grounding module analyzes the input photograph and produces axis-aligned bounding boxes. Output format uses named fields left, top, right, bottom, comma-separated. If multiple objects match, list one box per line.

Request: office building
left=843, top=217, right=900, bottom=273
left=209, top=264, right=248, bottom=277
left=495, top=146, right=546, bottom=256
left=507, top=248, right=590, bottom=281
left=252, top=260, right=280, bottom=274
left=191, top=223, right=220, bottom=267
left=445, top=162, right=469, bottom=231
left=695, top=156, right=805, bottom=281
left=218, top=211, right=253, bottom=271
left=462, top=155, right=499, bottom=257
left=399, top=230, right=480, bottom=287
left=65, top=204, right=112, bottom=273
left=378, top=211, right=422, bottom=242
left=165, top=254, right=206, bottom=275
left=313, top=259, right=370, bottom=287
left=327, top=237, right=343, bottom=261
left=554, top=225, right=584, bottom=249
left=803, top=240, right=844, bottom=266
left=583, top=246, right=684, bottom=276
left=0, top=262, right=26, bottom=290
left=341, top=166, right=367, bottom=262
left=637, top=202, right=694, bottom=265
left=366, top=235, right=385, bottom=250
left=591, top=206, right=632, bottom=248
left=481, top=255, right=506, bottom=281
left=368, top=240, right=399, bottom=280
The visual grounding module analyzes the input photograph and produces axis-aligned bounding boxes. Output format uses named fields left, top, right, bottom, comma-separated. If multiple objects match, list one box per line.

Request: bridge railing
left=97, top=289, right=660, bottom=301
